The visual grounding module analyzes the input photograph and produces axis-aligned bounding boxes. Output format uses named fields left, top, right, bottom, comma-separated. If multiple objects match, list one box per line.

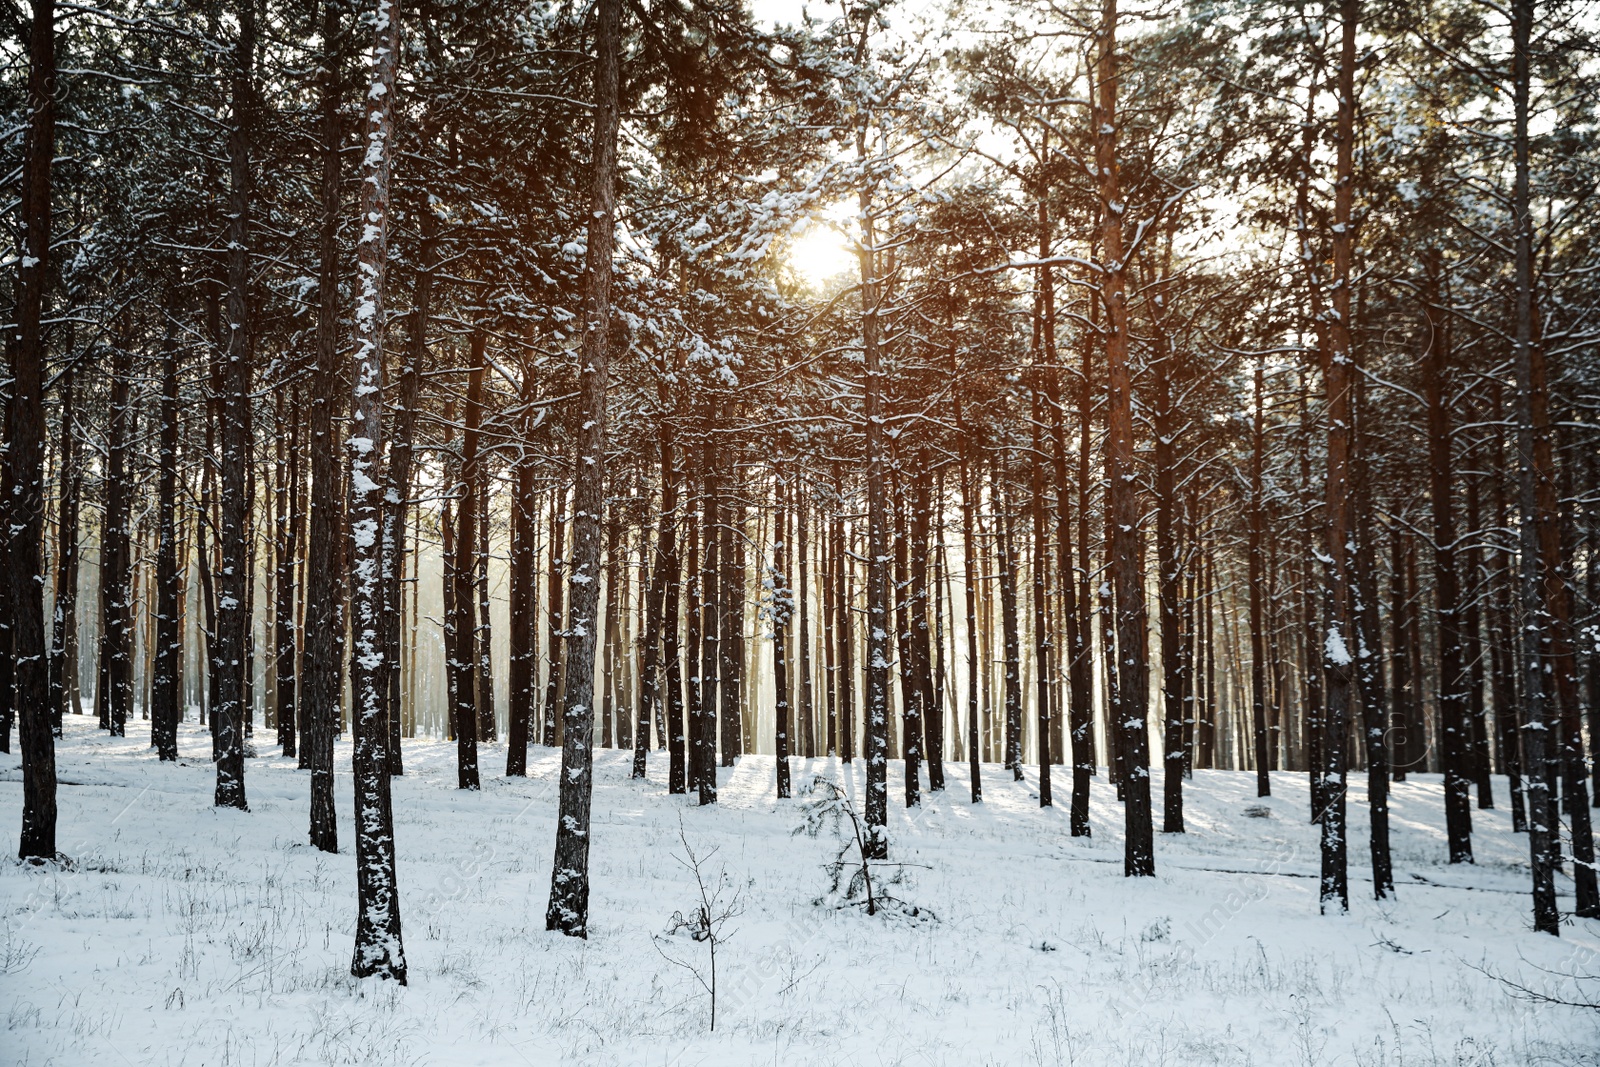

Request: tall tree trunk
left=772, top=473, right=793, bottom=798
left=697, top=459, right=720, bottom=803
left=545, top=0, right=620, bottom=936
left=47, top=370, right=80, bottom=741
left=1511, top=0, right=1561, bottom=935
left=451, top=336, right=484, bottom=790
left=1317, top=0, right=1358, bottom=911
left=152, top=317, right=183, bottom=762
left=634, top=409, right=675, bottom=780
left=476, top=464, right=495, bottom=743
left=11, top=0, right=58, bottom=858
left=348, top=0, right=405, bottom=977
left=856, top=41, right=890, bottom=857
left=835, top=465, right=855, bottom=765
left=508, top=370, right=538, bottom=777
left=1155, top=266, right=1186, bottom=828
left=384, top=205, right=431, bottom=777
left=275, top=381, right=301, bottom=758
left=1096, top=0, right=1154, bottom=876
left=913, top=453, right=943, bottom=791
left=1249, top=356, right=1270, bottom=798
left=213, top=0, right=256, bottom=811
left=101, top=341, right=136, bottom=738
left=542, top=486, right=567, bottom=746
left=721, top=477, right=744, bottom=765
left=1352, top=313, right=1393, bottom=897
left=1422, top=262, right=1474, bottom=863
left=303, top=0, right=343, bottom=850
left=1029, top=381, right=1053, bottom=807
left=957, top=389, right=982, bottom=803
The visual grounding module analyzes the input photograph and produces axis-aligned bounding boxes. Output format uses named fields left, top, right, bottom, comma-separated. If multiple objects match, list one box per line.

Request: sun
left=787, top=226, right=856, bottom=286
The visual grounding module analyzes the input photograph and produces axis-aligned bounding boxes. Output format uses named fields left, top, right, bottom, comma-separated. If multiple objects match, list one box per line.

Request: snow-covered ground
left=2, top=717, right=1597, bottom=1066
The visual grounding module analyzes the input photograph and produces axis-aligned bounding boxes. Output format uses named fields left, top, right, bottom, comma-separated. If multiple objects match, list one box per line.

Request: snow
left=2, top=717, right=1597, bottom=1066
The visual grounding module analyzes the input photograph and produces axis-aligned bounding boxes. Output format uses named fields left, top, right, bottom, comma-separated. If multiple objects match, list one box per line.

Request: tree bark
left=213, top=0, right=256, bottom=811
left=451, top=336, right=485, bottom=790
left=303, top=0, right=344, bottom=850
left=152, top=315, right=183, bottom=761
left=1422, top=262, right=1474, bottom=864
left=1096, top=0, right=1154, bottom=876
left=11, top=0, right=59, bottom=860
left=545, top=0, right=620, bottom=937
left=347, top=0, right=406, bottom=978
left=1317, top=0, right=1358, bottom=911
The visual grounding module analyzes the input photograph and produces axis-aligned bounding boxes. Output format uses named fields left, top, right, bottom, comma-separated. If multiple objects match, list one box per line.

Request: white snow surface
left=3, top=717, right=1598, bottom=1066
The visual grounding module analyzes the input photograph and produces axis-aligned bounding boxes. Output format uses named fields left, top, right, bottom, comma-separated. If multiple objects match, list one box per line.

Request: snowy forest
left=4, top=0, right=1600, bottom=1062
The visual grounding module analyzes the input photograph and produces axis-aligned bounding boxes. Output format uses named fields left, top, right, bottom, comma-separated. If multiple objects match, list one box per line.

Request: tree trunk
left=545, top=0, right=620, bottom=937
left=635, top=410, right=675, bottom=779
left=347, top=0, right=406, bottom=978
left=1422, top=262, right=1473, bottom=863
left=11, top=0, right=58, bottom=859
left=45, top=368, right=80, bottom=742
left=101, top=341, right=136, bottom=738
left=1096, top=0, right=1154, bottom=876
left=303, top=0, right=344, bottom=850
left=1249, top=356, right=1270, bottom=798
left=1511, top=0, right=1561, bottom=934
left=508, top=369, right=539, bottom=777
left=451, top=336, right=485, bottom=790
left=213, top=0, right=256, bottom=811
left=773, top=474, right=793, bottom=798
left=152, top=317, right=183, bottom=762
left=1317, top=0, right=1358, bottom=911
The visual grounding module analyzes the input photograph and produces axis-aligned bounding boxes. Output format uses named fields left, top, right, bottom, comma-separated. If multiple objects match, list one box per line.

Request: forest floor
left=2, top=717, right=1598, bottom=1066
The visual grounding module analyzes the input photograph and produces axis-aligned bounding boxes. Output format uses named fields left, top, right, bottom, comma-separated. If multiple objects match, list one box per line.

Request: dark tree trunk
left=274, top=381, right=301, bottom=758
left=476, top=463, right=495, bottom=744
left=773, top=474, right=793, bottom=799
left=545, top=0, right=619, bottom=936
left=1352, top=319, right=1393, bottom=897
left=1029, top=384, right=1053, bottom=807
left=11, top=0, right=58, bottom=859
left=47, top=370, right=81, bottom=741
left=835, top=465, right=855, bottom=765
left=797, top=473, right=815, bottom=761
left=1058, top=274, right=1092, bottom=832
left=913, top=452, right=943, bottom=791
left=697, top=460, right=720, bottom=803
left=152, top=318, right=183, bottom=762
left=101, top=341, right=136, bottom=738
left=383, top=205, right=431, bottom=777
left=451, top=336, right=485, bottom=790
left=541, top=486, right=567, bottom=747
left=1249, top=357, right=1270, bottom=798
left=1511, top=0, right=1561, bottom=933
left=995, top=465, right=1023, bottom=782
left=1096, top=0, right=1154, bottom=876
left=213, top=0, right=256, bottom=811
left=507, top=371, right=538, bottom=777
left=858, top=98, right=889, bottom=857
left=1422, top=264, right=1474, bottom=864
left=957, top=393, right=982, bottom=804
left=1155, top=284, right=1187, bottom=828
left=721, top=480, right=744, bottom=765
left=635, top=411, right=675, bottom=780
left=303, top=0, right=344, bottom=850
left=1317, top=0, right=1358, bottom=910
left=893, top=462, right=922, bottom=804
